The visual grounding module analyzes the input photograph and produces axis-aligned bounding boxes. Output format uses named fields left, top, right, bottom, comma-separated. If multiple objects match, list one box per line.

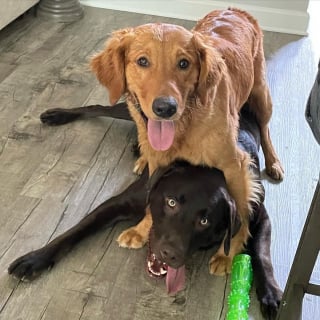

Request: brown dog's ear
left=192, top=31, right=225, bottom=106
left=220, top=189, right=241, bottom=256
left=90, top=29, right=133, bottom=105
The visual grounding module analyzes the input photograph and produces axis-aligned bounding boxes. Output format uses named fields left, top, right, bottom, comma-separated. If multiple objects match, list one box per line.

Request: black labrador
left=8, top=103, right=282, bottom=319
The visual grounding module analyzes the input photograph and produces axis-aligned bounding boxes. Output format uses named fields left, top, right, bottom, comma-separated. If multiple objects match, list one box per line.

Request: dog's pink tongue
left=147, top=119, right=175, bottom=151
left=166, top=265, right=186, bottom=295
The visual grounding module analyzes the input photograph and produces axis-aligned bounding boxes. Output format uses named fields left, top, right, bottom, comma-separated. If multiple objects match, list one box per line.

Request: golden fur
left=91, top=8, right=283, bottom=274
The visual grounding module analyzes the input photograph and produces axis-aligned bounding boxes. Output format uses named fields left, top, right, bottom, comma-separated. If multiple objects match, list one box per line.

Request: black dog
left=8, top=103, right=282, bottom=319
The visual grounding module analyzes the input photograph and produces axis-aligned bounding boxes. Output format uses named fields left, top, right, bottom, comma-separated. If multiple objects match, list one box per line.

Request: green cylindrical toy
left=226, top=254, right=253, bottom=320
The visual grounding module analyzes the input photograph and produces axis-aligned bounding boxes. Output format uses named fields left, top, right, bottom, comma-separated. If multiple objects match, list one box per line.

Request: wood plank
left=0, top=195, right=40, bottom=257
left=38, top=289, right=89, bottom=320
left=0, top=11, right=39, bottom=53
left=0, top=62, right=17, bottom=83
left=0, top=7, right=119, bottom=139
left=0, top=197, right=66, bottom=316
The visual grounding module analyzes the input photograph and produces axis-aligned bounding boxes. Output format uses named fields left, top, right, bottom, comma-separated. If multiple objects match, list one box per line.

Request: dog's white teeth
left=147, top=262, right=156, bottom=274
left=147, top=262, right=161, bottom=276
left=160, top=267, right=167, bottom=275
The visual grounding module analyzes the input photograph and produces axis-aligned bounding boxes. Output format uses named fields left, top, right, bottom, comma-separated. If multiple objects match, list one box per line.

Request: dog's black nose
left=152, top=97, right=177, bottom=119
left=160, top=247, right=179, bottom=265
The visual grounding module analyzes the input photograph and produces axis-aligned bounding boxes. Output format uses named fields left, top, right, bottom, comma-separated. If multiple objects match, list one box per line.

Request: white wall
left=80, top=0, right=310, bottom=35
left=230, top=0, right=309, bottom=11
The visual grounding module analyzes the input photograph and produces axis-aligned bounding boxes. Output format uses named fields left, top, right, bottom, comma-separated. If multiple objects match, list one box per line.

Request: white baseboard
left=80, top=0, right=309, bottom=35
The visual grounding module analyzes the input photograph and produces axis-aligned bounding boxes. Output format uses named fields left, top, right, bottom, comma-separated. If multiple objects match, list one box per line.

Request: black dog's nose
left=160, top=247, right=178, bottom=264
left=152, top=97, right=177, bottom=119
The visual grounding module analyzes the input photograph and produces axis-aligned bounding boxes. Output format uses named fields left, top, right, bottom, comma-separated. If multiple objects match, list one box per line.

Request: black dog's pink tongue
left=147, top=119, right=175, bottom=151
left=166, top=265, right=186, bottom=295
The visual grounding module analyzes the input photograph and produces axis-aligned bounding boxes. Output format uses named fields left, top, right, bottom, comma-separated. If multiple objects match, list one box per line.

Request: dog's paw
left=40, top=108, right=80, bottom=125
left=257, top=285, right=283, bottom=320
left=133, top=157, right=147, bottom=175
left=8, top=249, right=54, bottom=281
left=266, top=161, right=284, bottom=181
left=117, top=227, right=148, bottom=249
left=209, top=255, right=232, bottom=276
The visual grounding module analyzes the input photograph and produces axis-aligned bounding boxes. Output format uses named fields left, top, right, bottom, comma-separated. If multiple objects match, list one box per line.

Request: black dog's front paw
left=257, top=285, right=283, bottom=319
left=8, top=249, right=55, bottom=281
left=40, top=108, right=80, bottom=125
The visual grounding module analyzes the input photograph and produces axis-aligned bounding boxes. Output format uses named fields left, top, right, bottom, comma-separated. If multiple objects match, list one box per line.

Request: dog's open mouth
left=147, top=252, right=168, bottom=278
left=147, top=229, right=186, bottom=295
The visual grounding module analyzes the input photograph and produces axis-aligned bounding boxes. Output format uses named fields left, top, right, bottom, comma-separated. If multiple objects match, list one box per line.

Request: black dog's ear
left=219, top=189, right=241, bottom=256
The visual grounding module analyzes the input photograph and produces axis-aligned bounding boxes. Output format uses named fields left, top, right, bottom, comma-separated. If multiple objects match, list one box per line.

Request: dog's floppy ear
left=90, top=28, right=133, bottom=105
left=219, top=189, right=241, bottom=256
left=192, top=31, right=225, bottom=106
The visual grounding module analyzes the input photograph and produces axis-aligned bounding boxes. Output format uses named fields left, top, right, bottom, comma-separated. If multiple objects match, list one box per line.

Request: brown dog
left=90, top=8, right=283, bottom=274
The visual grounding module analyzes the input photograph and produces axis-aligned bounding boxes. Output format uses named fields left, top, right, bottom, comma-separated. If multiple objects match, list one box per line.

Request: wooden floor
left=0, top=5, right=319, bottom=320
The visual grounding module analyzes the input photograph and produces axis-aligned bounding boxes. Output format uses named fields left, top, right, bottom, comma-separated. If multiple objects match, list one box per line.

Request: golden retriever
left=90, top=8, right=283, bottom=275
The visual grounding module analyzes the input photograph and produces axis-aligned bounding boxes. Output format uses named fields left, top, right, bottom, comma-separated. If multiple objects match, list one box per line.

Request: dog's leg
left=248, top=204, right=282, bottom=319
left=117, top=161, right=159, bottom=248
left=209, top=149, right=260, bottom=275
left=248, top=46, right=284, bottom=180
left=223, top=150, right=261, bottom=219
left=249, top=88, right=284, bottom=181
left=40, top=102, right=132, bottom=125
left=40, top=102, right=148, bottom=175
left=133, top=157, right=148, bottom=175
left=117, top=207, right=152, bottom=248
left=8, top=169, right=148, bottom=281
left=209, top=225, right=248, bottom=275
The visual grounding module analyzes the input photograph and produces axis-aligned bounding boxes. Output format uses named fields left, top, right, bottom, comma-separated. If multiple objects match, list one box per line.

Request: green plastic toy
left=226, top=254, right=253, bottom=320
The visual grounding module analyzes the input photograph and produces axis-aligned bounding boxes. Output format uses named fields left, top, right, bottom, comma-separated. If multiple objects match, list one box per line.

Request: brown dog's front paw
left=209, top=255, right=232, bottom=276
left=266, top=162, right=284, bottom=181
left=117, top=227, right=148, bottom=249
left=133, top=157, right=147, bottom=175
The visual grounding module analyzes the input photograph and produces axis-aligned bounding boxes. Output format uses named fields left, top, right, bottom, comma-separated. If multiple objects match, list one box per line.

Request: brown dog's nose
left=152, top=97, right=177, bottom=119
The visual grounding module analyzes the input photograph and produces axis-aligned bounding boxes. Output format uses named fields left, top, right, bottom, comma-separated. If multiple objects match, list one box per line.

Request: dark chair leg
left=276, top=181, right=320, bottom=320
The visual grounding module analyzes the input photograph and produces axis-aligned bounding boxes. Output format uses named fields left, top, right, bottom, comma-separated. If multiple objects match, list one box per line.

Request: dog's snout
left=160, top=245, right=183, bottom=268
left=160, top=247, right=176, bottom=262
left=152, top=97, right=177, bottom=119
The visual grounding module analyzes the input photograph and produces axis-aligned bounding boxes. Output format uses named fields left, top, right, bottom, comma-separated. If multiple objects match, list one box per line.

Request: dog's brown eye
left=178, top=59, right=189, bottom=69
left=137, top=57, right=149, bottom=67
left=200, top=217, right=208, bottom=226
left=167, top=198, right=176, bottom=208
